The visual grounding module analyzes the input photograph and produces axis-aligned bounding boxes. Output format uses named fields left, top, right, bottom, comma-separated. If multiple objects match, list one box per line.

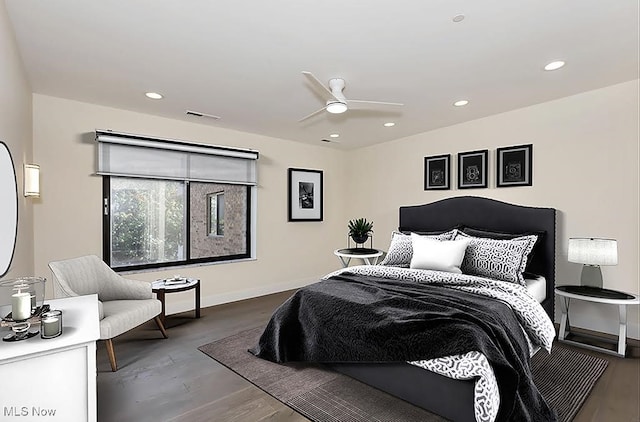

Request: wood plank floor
left=97, top=291, right=640, bottom=422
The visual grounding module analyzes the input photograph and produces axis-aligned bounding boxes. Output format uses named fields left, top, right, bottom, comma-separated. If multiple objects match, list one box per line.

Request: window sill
left=117, top=256, right=257, bottom=275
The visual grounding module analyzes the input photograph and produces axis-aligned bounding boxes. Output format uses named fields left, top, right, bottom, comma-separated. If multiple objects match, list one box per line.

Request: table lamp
left=568, top=238, right=618, bottom=289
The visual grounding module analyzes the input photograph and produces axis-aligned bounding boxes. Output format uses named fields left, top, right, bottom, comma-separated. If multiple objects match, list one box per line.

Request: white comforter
left=323, top=265, right=556, bottom=422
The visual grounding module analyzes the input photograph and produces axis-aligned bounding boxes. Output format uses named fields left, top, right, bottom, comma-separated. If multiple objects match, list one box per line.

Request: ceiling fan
left=299, top=71, right=403, bottom=122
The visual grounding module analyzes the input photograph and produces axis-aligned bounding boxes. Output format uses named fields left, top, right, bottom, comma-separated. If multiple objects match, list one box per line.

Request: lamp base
left=580, top=265, right=603, bottom=289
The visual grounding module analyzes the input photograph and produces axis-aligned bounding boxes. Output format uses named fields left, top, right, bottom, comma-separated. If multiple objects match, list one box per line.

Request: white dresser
left=0, top=294, right=100, bottom=422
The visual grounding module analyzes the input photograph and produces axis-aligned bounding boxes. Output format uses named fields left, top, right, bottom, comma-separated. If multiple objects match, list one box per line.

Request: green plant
left=348, top=218, right=374, bottom=238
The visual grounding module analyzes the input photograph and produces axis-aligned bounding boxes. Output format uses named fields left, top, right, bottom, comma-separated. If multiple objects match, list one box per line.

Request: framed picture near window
left=457, top=149, right=488, bottom=189
left=424, top=154, right=450, bottom=190
left=496, top=144, right=533, bottom=187
left=288, top=168, right=323, bottom=222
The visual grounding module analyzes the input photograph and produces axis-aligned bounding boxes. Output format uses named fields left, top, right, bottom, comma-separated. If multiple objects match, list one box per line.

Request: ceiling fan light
left=326, top=101, right=348, bottom=114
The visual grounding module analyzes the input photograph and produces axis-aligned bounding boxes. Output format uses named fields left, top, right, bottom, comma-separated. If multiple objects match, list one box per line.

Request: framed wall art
left=457, top=149, right=488, bottom=189
left=288, top=168, right=323, bottom=222
left=424, top=154, right=450, bottom=190
left=496, top=144, right=533, bottom=187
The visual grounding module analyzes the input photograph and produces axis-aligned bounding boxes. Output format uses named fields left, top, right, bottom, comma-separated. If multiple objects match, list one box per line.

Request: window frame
left=207, top=191, right=225, bottom=237
left=103, top=176, right=252, bottom=272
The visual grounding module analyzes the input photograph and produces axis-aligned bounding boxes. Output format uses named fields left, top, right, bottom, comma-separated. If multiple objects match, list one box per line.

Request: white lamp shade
left=24, top=164, right=40, bottom=197
left=568, top=238, right=618, bottom=266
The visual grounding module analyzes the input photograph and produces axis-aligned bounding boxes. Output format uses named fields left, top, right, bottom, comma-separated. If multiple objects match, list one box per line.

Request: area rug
left=199, top=327, right=608, bottom=422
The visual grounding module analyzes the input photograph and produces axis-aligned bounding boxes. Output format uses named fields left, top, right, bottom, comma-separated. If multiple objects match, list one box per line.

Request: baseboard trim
left=163, top=276, right=319, bottom=317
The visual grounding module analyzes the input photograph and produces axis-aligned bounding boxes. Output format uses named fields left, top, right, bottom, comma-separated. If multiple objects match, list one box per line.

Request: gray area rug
left=199, top=327, right=608, bottom=422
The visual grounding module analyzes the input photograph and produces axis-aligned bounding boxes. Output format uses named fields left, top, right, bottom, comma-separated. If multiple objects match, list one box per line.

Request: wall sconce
left=23, top=164, right=40, bottom=198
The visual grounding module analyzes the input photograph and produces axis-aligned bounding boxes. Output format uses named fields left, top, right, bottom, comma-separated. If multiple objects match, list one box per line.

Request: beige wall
left=345, top=79, right=640, bottom=338
left=0, top=2, right=33, bottom=279
left=32, top=95, right=347, bottom=312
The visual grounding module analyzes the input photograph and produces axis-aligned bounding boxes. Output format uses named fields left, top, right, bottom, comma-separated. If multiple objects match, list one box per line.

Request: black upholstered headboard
left=399, top=196, right=556, bottom=320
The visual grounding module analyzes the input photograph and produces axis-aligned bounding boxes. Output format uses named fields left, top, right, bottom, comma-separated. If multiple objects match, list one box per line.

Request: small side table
left=334, top=248, right=383, bottom=268
left=555, top=285, right=640, bottom=357
left=152, top=278, right=201, bottom=325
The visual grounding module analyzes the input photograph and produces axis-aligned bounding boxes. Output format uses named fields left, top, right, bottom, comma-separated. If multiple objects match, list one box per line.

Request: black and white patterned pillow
left=455, top=231, right=538, bottom=286
left=379, top=229, right=457, bottom=267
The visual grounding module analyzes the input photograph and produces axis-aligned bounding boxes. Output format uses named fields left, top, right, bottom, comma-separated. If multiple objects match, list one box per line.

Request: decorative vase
left=351, top=234, right=369, bottom=244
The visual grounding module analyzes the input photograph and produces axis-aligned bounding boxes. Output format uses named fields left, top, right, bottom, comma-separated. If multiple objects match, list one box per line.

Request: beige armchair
left=49, top=255, right=167, bottom=371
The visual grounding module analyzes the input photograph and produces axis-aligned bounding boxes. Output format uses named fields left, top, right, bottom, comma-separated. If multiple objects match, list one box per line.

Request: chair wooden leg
left=155, top=316, right=168, bottom=339
left=105, top=339, right=117, bottom=372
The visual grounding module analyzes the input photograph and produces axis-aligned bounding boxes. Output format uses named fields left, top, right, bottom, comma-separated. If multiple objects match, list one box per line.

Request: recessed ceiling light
left=453, top=100, right=469, bottom=107
left=383, top=122, right=395, bottom=127
left=452, top=14, right=465, bottom=22
left=329, top=133, right=340, bottom=138
left=544, top=61, right=565, bottom=71
left=145, top=92, right=163, bottom=99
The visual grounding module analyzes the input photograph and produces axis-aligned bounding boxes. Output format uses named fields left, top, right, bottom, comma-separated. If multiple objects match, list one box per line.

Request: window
left=207, top=191, right=224, bottom=236
left=97, top=130, right=258, bottom=271
left=104, top=178, right=250, bottom=270
left=108, top=178, right=186, bottom=268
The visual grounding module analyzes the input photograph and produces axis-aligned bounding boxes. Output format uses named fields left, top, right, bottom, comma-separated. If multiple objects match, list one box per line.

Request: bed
left=253, top=196, right=557, bottom=422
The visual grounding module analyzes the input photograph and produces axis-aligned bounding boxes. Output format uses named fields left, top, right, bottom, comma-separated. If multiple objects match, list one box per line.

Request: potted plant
left=348, top=218, right=374, bottom=244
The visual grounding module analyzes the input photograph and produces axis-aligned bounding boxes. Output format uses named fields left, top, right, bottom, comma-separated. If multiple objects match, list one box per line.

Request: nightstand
left=555, top=285, right=640, bottom=357
left=334, top=248, right=383, bottom=268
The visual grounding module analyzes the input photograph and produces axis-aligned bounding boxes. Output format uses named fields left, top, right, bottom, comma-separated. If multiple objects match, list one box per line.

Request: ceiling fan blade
left=348, top=99, right=404, bottom=106
left=298, top=105, right=328, bottom=122
left=302, top=71, right=339, bottom=101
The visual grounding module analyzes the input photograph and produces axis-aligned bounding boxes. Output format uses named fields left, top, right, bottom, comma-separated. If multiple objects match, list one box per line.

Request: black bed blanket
left=250, top=273, right=557, bottom=422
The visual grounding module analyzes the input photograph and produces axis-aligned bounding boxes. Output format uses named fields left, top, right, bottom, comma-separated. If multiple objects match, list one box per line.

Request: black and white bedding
left=328, top=265, right=555, bottom=422
left=251, top=266, right=557, bottom=422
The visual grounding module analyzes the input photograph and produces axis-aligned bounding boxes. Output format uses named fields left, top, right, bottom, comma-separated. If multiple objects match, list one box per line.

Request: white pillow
left=409, top=234, right=470, bottom=274
left=379, top=229, right=457, bottom=267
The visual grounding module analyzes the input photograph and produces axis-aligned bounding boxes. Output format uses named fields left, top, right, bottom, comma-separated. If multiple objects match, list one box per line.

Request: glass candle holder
left=0, top=277, right=46, bottom=322
left=41, top=310, right=63, bottom=339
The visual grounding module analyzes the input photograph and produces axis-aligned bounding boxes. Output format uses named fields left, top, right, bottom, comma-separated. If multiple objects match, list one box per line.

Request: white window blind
left=96, top=130, right=259, bottom=185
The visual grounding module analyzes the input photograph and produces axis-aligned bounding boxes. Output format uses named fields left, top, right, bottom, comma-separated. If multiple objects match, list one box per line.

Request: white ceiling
left=5, top=0, right=639, bottom=149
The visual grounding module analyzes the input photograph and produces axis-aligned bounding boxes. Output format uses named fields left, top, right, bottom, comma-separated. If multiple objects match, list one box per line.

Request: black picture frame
left=424, top=154, right=450, bottom=190
left=496, top=144, right=533, bottom=187
left=457, top=149, right=488, bottom=189
left=288, top=168, right=323, bottom=222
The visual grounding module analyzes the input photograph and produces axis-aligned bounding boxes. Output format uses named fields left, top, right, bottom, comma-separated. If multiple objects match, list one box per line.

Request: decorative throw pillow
left=409, top=234, right=470, bottom=274
left=455, top=231, right=538, bottom=286
left=379, top=229, right=457, bottom=267
left=460, top=226, right=544, bottom=242
left=460, top=226, right=544, bottom=271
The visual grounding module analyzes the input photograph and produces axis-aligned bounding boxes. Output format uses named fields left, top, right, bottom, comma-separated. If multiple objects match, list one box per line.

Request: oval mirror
left=0, top=141, right=18, bottom=277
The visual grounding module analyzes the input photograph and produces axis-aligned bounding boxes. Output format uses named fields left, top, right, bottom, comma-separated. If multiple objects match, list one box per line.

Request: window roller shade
left=96, top=130, right=258, bottom=185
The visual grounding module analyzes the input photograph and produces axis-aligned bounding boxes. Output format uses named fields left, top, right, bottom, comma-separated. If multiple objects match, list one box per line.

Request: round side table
left=555, top=285, right=639, bottom=357
left=334, top=248, right=383, bottom=268
left=151, top=278, right=201, bottom=325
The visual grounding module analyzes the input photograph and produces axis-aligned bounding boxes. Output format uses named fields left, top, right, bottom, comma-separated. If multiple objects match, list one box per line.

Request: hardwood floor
left=97, top=291, right=640, bottom=422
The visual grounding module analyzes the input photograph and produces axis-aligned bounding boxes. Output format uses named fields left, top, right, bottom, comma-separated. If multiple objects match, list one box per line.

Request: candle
left=41, top=310, right=63, bottom=339
left=42, top=317, right=60, bottom=337
left=11, top=292, right=31, bottom=321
